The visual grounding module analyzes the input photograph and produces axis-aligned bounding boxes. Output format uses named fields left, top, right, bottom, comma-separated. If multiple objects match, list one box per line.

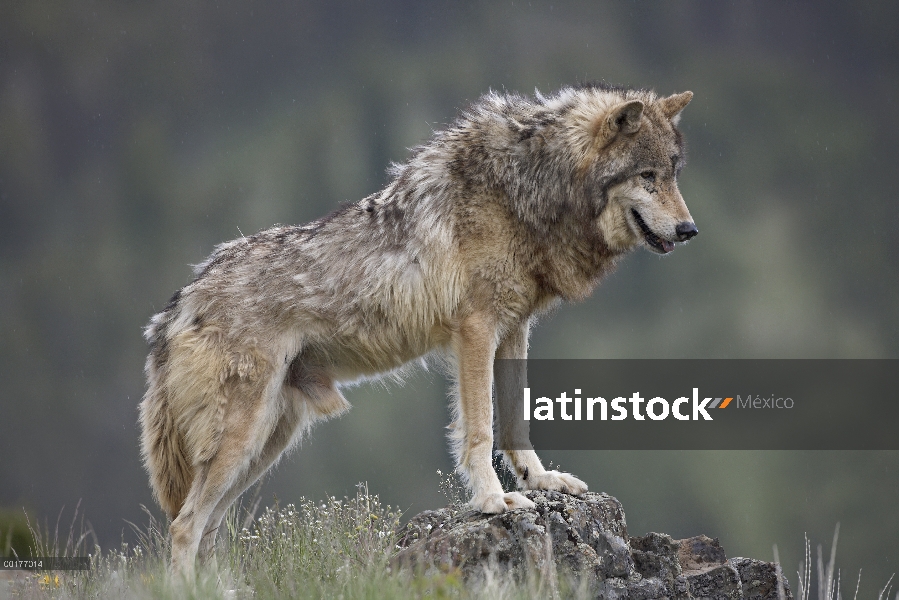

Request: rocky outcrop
left=393, top=490, right=791, bottom=599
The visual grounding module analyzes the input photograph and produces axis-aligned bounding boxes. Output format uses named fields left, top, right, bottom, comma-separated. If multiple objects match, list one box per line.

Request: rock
left=393, top=490, right=791, bottom=600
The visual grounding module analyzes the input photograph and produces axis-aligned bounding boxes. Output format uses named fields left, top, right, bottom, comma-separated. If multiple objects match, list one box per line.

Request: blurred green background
left=1, top=1, right=896, bottom=594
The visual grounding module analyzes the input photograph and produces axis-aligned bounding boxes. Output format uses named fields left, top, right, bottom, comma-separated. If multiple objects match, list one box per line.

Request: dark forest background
left=1, top=1, right=897, bottom=594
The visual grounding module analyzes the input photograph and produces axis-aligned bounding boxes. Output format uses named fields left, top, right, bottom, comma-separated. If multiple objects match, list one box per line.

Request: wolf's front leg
left=453, top=312, right=534, bottom=513
left=494, top=320, right=588, bottom=497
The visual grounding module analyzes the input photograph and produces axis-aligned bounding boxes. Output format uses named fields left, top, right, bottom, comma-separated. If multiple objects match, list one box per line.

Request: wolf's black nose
left=675, top=222, right=698, bottom=241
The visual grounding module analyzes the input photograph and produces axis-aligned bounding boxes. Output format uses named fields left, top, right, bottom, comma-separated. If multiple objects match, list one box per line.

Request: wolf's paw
left=502, top=491, right=537, bottom=510
left=524, top=470, right=588, bottom=495
left=470, top=491, right=536, bottom=514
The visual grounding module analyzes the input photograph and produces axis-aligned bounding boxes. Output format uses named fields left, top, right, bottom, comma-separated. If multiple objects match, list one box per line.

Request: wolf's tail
left=139, top=309, right=193, bottom=520
left=140, top=379, right=192, bottom=519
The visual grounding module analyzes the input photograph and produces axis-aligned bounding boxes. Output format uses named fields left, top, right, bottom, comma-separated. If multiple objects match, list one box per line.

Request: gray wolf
left=139, top=83, right=697, bottom=575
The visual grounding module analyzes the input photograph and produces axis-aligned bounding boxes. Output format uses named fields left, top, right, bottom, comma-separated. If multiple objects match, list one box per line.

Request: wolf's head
left=581, top=89, right=697, bottom=255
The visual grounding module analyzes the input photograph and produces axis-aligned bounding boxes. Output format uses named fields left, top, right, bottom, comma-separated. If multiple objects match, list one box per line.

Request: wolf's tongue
left=661, top=240, right=675, bottom=253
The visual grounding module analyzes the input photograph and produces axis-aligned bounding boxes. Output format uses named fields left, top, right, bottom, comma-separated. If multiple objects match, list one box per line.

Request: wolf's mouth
left=631, top=209, right=675, bottom=254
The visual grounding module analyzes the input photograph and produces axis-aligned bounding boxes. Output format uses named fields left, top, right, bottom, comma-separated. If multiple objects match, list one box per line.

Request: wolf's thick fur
left=140, top=83, right=697, bottom=574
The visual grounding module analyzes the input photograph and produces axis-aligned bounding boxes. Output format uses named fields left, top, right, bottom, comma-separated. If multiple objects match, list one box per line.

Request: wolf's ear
left=594, top=100, right=644, bottom=146
left=659, top=91, right=693, bottom=125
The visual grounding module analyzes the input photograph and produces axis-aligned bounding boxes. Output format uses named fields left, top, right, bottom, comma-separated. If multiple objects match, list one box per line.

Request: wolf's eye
left=640, top=171, right=655, bottom=182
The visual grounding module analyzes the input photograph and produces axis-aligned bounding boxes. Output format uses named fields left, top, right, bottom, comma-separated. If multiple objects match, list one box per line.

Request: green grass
left=2, top=481, right=584, bottom=599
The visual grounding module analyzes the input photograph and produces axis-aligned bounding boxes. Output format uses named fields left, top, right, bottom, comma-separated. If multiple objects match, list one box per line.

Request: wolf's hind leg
left=195, top=375, right=349, bottom=568
left=170, top=369, right=286, bottom=577
left=169, top=460, right=227, bottom=578
left=196, top=394, right=306, bottom=567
